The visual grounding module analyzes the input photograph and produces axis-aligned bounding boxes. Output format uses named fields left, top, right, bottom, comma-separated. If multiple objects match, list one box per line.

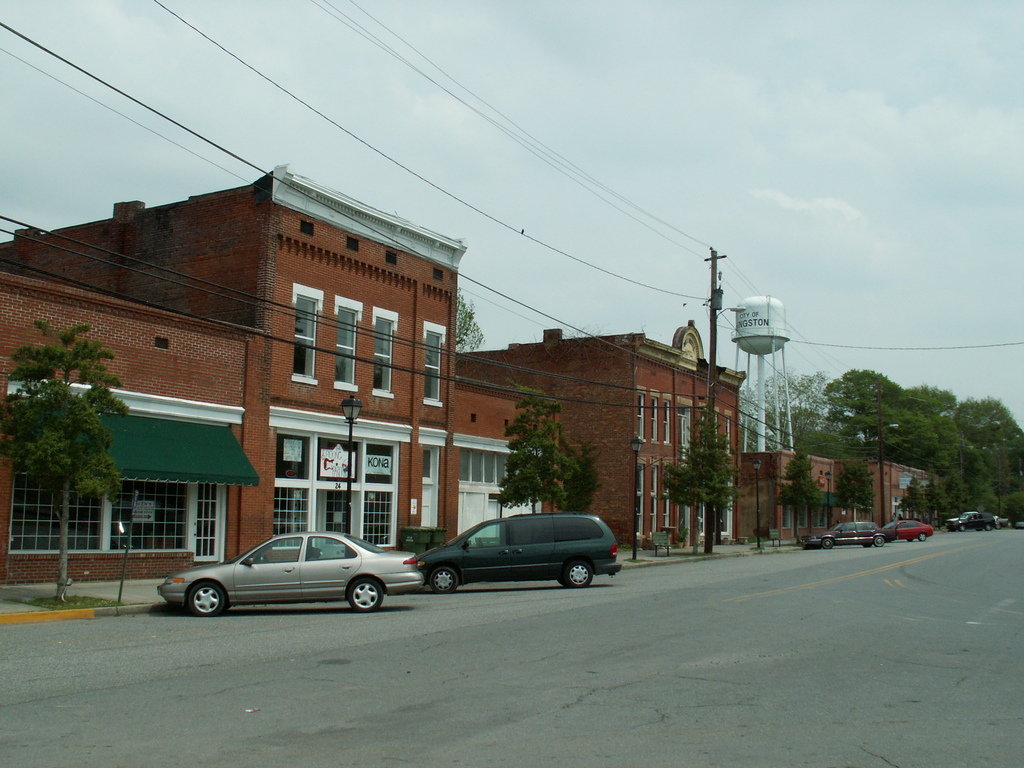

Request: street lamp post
left=631, top=436, right=644, bottom=560
left=341, top=397, right=362, bottom=535
left=825, top=470, right=833, bottom=527
left=752, top=458, right=762, bottom=549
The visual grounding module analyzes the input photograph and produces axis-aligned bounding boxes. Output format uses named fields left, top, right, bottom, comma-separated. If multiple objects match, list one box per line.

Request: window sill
left=423, top=398, right=444, bottom=408
left=292, top=374, right=318, bottom=386
left=372, top=389, right=395, bottom=399
left=333, top=382, right=358, bottom=392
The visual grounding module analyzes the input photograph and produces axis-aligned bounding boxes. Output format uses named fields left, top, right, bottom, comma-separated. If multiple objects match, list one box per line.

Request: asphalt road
left=2, top=533, right=1022, bottom=767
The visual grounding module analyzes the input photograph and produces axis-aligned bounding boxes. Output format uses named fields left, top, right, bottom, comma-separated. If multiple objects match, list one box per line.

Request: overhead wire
left=311, top=0, right=712, bottom=257
left=146, top=2, right=704, bottom=301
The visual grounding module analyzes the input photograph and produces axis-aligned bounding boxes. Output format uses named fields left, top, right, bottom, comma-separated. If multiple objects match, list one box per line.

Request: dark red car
left=882, top=519, right=934, bottom=542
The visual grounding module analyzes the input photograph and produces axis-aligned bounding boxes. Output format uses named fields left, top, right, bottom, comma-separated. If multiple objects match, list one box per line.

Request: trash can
left=427, top=527, right=447, bottom=546
left=400, top=526, right=431, bottom=554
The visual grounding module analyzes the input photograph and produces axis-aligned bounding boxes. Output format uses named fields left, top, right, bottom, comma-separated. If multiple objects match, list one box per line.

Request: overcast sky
left=2, top=1, right=1022, bottom=427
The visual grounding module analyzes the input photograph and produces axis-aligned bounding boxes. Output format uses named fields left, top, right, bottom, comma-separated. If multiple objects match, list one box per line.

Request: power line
left=145, top=3, right=703, bottom=300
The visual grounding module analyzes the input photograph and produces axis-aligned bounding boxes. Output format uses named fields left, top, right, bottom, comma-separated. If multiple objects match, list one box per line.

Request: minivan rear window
left=553, top=517, right=602, bottom=542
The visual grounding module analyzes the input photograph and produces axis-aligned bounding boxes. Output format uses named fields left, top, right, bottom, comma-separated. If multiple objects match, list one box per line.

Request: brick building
left=0, top=166, right=468, bottom=582
left=457, top=324, right=745, bottom=546
left=737, top=452, right=932, bottom=544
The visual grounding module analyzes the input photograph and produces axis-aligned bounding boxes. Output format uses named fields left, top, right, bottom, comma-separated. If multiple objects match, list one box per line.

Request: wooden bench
left=651, top=530, right=672, bottom=556
left=767, top=528, right=782, bottom=547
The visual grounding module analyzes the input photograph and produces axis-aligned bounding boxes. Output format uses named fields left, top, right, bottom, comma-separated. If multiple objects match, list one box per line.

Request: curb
left=621, top=545, right=799, bottom=568
left=0, top=602, right=166, bottom=626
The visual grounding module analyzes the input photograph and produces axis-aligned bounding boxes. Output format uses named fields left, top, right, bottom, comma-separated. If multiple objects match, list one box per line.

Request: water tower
left=732, top=296, right=792, bottom=451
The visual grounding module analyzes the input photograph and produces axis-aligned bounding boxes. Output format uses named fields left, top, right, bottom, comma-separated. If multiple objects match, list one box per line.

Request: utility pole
left=704, top=248, right=724, bottom=554
left=877, top=378, right=887, bottom=525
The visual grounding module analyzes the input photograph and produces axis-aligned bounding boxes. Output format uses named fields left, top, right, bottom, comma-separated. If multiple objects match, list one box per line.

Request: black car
left=946, top=511, right=998, bottom=532
left=417, top=512, right=621, bottom=593
left=802, top=521, right=887, bottom=549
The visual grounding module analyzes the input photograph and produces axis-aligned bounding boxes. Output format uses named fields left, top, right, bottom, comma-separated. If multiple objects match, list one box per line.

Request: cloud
left=748, top=189, right=864, bottom=221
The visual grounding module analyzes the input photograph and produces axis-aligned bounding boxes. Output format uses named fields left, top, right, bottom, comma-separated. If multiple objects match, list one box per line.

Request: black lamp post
left=825, top=470, right=833, bottom=527
left=753, top=458, right=762, bottom=550
left=631, top=436, right=644, bottom=560
left=341, top=397, right=362, bottom=534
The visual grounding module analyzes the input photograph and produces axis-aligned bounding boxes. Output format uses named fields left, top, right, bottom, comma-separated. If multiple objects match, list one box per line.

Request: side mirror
left=242, top=556, right=254, bottom=567
left=461, top=541, right=470, bottom=551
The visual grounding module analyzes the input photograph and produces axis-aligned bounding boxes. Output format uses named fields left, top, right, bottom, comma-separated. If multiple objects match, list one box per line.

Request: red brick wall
left=458, top=331, right=743, bottom=543
left=0, top=272, right=251, bottom=583
left=2, top=183, right=462, bottom=569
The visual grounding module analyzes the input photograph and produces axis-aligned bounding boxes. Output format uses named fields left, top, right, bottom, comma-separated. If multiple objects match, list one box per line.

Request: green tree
left=777, top=452, right=820, bottom=531
left=663, top=406, right=736, bottom=554
left=762, top=371, right=836, bottom=454
left=825, top=370, right=902, bottom=459
left=924, top=477, right=947, bottom=523
left=835, top=461, right=874, bottom=521
left=940, top=473, right=970, bottom=516
left=455, top=291, right=485, bottom=353
left=899, top=477, right=927, bottom=520
left=498, top=392, right=570, bottom=513
left=561, top=441, right=599, bottom=511
left=0, top=321, right=127, bottom=600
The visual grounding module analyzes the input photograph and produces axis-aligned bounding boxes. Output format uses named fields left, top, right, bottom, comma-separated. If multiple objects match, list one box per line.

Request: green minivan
left=416, top=513, right=621, bottom=593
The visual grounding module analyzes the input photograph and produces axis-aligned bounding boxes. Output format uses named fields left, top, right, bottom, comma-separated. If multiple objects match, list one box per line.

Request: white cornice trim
left=269, top=405, right=412, bottom=443
left=452, top=433, right=510, bottom=452
left=271, top=165, right=467, bottom=270
left=6, top=383, right=245, bottom=425
left=419, top=427, right=448, bottom=446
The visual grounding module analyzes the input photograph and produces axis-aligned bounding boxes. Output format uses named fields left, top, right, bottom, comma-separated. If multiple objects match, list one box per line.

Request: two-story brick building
left=457, top=324, right=745, bottom=546
left=0, top=166, right=468, bottom=582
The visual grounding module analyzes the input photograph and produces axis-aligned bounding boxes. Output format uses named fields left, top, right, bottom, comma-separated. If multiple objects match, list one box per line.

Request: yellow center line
left=724, top=542, right=989, bottom=603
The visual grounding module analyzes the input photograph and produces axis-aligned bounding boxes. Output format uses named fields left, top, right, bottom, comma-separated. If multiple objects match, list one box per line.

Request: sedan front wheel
left=872, top=535, right=886, bottom=547
left=187, top=582, right=227, bottom=617
left=917, top=532, right=928, bottom=541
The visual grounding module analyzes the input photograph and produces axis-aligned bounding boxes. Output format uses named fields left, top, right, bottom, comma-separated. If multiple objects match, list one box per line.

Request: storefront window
left=110, top=481, right=187, bottom=550
left=9, top=475, right=222, bottom=553
left=273, top=487, right=308, bottom=534
left=364, top=444, right=394, bottom=484
left=10, top=474, right=101, bottom=550
left=317, top=438, right=356, bottom=481
left=276, top=435, right=309, bottom=479
left=363, top=491, right=392, bottom=545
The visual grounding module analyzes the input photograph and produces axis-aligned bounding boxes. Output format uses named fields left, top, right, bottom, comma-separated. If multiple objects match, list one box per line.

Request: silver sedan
left=158, top=532, right=423, bottom=616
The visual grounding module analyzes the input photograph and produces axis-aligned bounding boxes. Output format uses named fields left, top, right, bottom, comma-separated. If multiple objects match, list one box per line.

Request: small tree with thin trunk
left=663, top=406, right=736, bottom=553
left=835, top=461, right=874, bottom=522
left=498, top=392, right=570, bottom=513
left=778, top=452, right=820, bottom=533
left=0, top=321, right=127, bottom=600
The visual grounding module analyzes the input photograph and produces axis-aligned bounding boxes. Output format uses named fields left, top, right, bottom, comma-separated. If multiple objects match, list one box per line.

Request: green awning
left=101, top=415, right=259, bottom=486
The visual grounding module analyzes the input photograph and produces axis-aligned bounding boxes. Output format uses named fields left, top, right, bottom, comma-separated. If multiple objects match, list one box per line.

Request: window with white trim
left=274, top=487, right=308, bottom=535
left=637, top=394, right=645, bottom=439
left=650, top=397, right=657, bottom=441
left=459, top=449, right=506, bottom=484
left=423, top=322, right=446, bottom=404
left=292, top=285, right=323, bottom=383
left=334, top=297, right=362, bottom=389
left=372, top=308, right=398, bottom=395
left=10, top=474, right=222, bottom=553
left=663, top=399, right=671, bottom=443
left=649, top=464, right=658, bottom=522
left=678, top=406, right=692, bottom=456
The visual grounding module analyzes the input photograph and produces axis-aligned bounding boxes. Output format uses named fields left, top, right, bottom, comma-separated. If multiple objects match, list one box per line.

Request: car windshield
left=882, top=521, right=897, bottom=529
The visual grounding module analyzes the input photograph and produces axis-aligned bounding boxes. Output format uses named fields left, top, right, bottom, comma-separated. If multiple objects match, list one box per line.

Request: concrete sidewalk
left=0, top=578, right=166, bottom=624
left=0, top=541, right=792, bottom=625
